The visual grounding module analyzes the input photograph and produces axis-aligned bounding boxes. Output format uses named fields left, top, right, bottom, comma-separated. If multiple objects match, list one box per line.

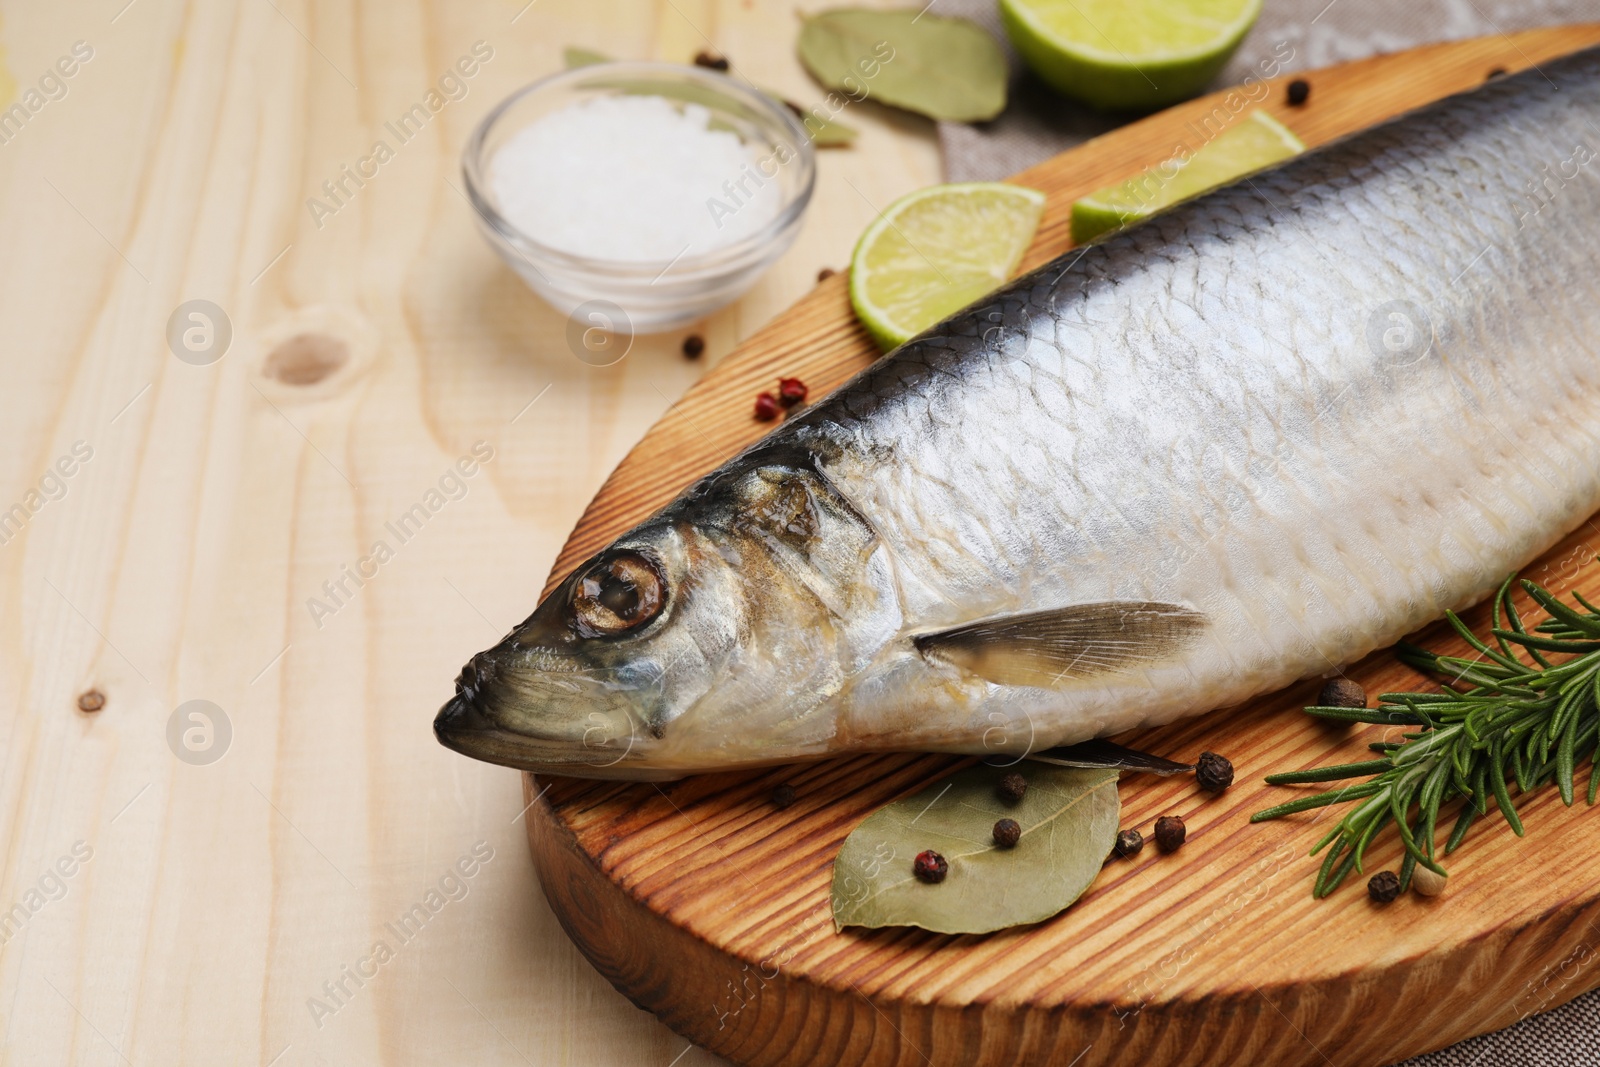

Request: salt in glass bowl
left=462, top=62, right=816, bottom=335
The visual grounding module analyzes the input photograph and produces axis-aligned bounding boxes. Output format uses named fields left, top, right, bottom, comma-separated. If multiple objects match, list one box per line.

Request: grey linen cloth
left=934, top=0, right=1600, bottom=1063
left=938, top=0, right=1600, bottom=178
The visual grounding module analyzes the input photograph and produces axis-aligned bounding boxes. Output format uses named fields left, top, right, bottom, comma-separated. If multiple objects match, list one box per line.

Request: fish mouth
left=433, top=691, right=667, bottom=779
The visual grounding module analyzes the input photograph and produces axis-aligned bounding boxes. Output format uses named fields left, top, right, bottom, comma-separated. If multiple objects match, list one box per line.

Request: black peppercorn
left=1318, top=677, right=1367, bottom=708
left=1286, top=78, right=1310, bottom=106
left=77, top=689, right=106, bottom=712
left=1113, top=829, right=1144, bottom=858
left=1195, top=751, right=1234, bottom=792
left=913, top=849, right=947, bottom=883
left=1154, top=815, right=1186, bottom=852
left=771, top=784, right=796, bottom=809
left=997, top=772, right=1027, bottom=804
left=1368, top=870, right=1401, bottom=903
left=693, top=50, right=730, bottom=71
left=992, top=818, right=1021, bottom=848
left=817, top=267, right=836, bottom=282
left=682, top=334, right=705, bottom=359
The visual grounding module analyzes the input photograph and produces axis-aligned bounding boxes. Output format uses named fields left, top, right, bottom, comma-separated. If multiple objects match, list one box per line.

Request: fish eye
left=570, top=551, right=666, bottom=638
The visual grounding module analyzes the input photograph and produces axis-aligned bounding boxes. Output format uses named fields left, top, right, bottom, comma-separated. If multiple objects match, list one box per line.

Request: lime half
left=850, top=182, right=1046, bottom=351
left=1000, top=0, right=1263, bottom=111
left=1071, top=110, right=1304, bottom=243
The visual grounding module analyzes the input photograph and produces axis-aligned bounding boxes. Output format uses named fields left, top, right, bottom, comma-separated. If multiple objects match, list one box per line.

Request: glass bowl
left=462, top=62, right=816, bottom=335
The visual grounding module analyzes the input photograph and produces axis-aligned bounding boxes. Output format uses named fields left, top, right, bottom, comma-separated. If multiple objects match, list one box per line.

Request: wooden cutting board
left=523, top=28, right=1600, bottom=1067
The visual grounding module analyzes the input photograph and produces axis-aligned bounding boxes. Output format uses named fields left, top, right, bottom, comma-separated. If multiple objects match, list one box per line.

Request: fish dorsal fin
left=913, top=601, right=1206, bottom=688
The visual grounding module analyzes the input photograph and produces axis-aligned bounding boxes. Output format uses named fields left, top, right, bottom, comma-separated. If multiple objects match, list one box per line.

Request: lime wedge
left=1071, top=110, right=1304, bottom=243
left=1000, top=0, right=1263, bottom=110
left=849, top=182, right=1046, bottom=351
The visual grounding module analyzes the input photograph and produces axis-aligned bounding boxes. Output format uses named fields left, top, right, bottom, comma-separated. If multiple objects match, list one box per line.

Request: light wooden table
left=0, top=2, right=937, bottom=1064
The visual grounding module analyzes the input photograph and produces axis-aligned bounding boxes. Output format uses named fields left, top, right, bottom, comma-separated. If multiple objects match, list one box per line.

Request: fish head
left=433, top=455, right=898, bottom=778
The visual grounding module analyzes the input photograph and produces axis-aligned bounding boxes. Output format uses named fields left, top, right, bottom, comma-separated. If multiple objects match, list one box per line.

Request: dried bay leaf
left=562, top=46, right=857, bottom=146
left=831, top=763, right=1119, bottom=934
left=562, top=49, right=732, bottom=111
left=799, top=107, right=858, bottom=147
left=797, top=8, right=1007, bottom=123
left=563, top=46, right=611, bottom=68
left=1027, top=738, right=1194, bottom=775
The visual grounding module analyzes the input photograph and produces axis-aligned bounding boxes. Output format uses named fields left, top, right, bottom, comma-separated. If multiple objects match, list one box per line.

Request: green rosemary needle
left=1252, top=572, right=1600, bottom=897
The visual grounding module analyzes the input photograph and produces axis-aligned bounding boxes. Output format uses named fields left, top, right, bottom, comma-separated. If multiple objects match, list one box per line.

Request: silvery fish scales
left=436, top=51, right=1600, bottom=779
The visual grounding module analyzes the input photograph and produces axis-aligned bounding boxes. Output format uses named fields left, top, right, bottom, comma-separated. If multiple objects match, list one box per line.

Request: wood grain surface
left=526, top=26, right=1600, bottom=1067
left=0, top=3, right=941, bottom=1066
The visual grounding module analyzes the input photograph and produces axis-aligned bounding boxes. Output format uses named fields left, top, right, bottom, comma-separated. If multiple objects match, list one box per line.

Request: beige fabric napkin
left=934, top=1, right=1600, bottom=1062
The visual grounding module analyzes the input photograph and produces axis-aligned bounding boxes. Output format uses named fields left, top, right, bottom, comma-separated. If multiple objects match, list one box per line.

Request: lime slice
left=849, top=182, right=1046, bottom=351
left=1071, top=110, right=1304, bottom=243
left=1000, top=0, right=1263, bottom=111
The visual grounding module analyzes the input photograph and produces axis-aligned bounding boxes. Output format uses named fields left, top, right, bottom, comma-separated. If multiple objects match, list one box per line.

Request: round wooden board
left=524, top=28, right=1600, bottom=1067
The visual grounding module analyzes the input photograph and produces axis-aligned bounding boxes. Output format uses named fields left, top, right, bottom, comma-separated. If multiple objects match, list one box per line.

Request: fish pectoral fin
left=912, top=601, right=1206, bottom=687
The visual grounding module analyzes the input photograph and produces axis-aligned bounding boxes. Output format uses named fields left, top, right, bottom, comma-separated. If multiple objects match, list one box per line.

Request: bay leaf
left=831, top=763, right=1119, bottom=934
left=578, top=74, right=746, bottom=115
left=563, top=46, right=612, bottom=68
left=797, top=8, right=1007, bottom=123
left=798, top=107, right=858, bottom=147
left=563, top=45, right=857, bottom=147
left=1027, top=739, right=1194, bottom=776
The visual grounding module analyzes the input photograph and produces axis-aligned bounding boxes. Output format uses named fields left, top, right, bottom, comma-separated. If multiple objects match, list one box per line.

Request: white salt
left=490, top=94, right=785, bottom=262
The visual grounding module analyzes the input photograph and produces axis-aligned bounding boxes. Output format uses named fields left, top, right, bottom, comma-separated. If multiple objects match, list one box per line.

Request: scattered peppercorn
left=783, top=99, right=805, bottom=118
left=997, top=771, right=1027, bottom=804
left=682, top=334, right=705, bottom=359
left=817, top=267, right=836, bottom=282
left=1318, top=677, right=1367, bottom=708
left=693, top=51, right=730, bottom=72
left=1113, top=829, right=1144, bottom=859
left=771, top=783, right=796, bottom=809
left=1286, top=78, right=1310, bottom=106
left=754, top=392, right=780, bottom=421
left=1368, top=870, right=1401, bottom=903
left=1411, top=865, right=1448, bottom=897
left=1154, top=815, right=1187, bottom=852
left=77, top=689, right=106, bottom=712
left=992, top=818, right=1021, bottom=849
left=778, top=377, right=808, bottom=407
left=913, top=849, right=948, bottom=883
left=1195, top=751, right=1234, bottom=792
left=1487, top=67, right=1507, bottom=80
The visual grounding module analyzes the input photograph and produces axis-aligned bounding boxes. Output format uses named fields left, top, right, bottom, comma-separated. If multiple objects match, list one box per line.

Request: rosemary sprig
left=1253, top=572, right=1600, bottom=897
